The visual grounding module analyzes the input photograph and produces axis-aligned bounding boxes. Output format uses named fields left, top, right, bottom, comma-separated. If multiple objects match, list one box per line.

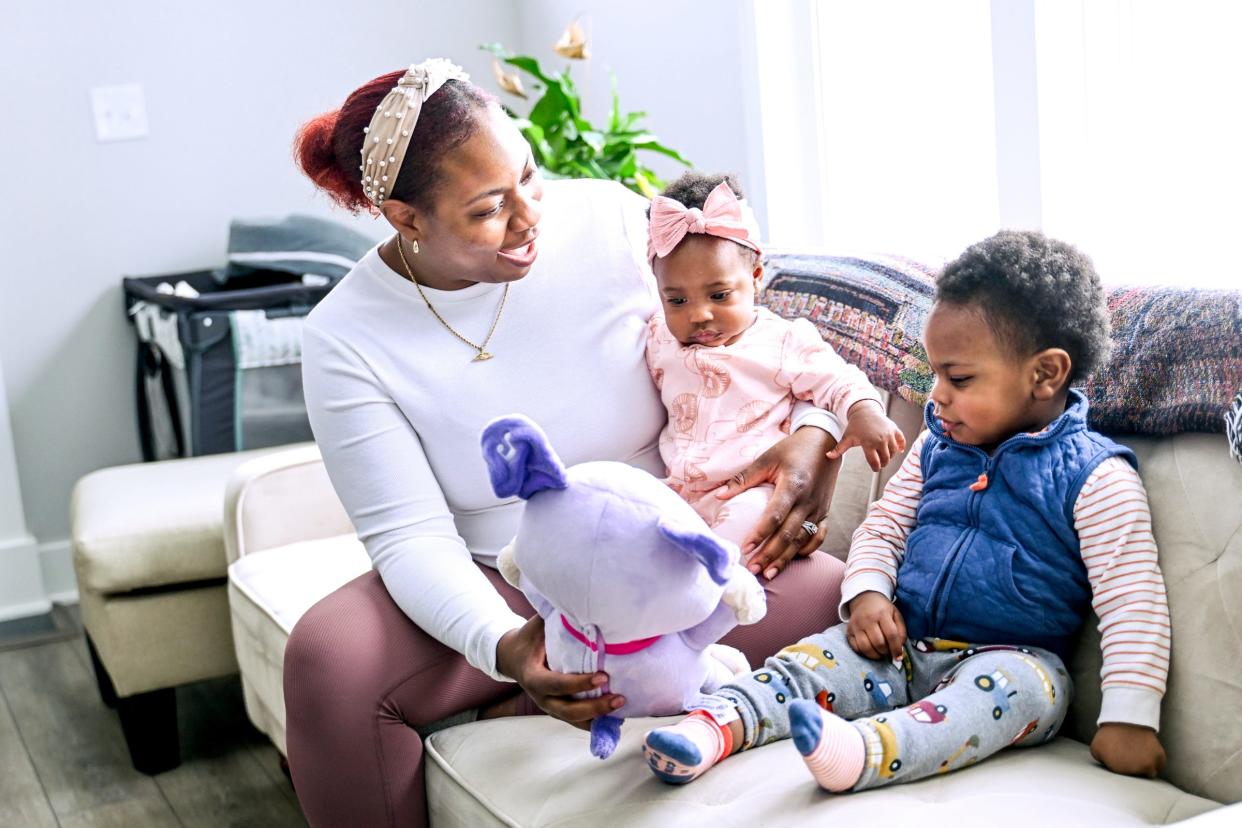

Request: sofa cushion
left=1067, top=432, right=1242, bottom=804
left=71, top=446, right=297, bottom=594
left=228, top=534, right=371, bottom=754
left=425, top=716, right=1221, bottom=827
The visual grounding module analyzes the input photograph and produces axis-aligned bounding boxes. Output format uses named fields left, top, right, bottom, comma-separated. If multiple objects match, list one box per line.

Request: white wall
left=510, top=1, right=759, bottom=217
left=0, top=354, right=45, bottom=621
left=0, top=0, right=756, bottom=615
left=0, top=0, right=519, bottom=604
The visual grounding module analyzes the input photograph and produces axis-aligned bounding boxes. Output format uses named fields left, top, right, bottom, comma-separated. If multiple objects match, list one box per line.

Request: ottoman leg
left=85, top=634, right=118, bottom=708
left=117, top=688, right=181, bottom=774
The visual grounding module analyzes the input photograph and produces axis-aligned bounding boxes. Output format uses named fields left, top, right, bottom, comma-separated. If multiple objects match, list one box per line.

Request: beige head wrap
left=361, top=58, right=470, bottom=207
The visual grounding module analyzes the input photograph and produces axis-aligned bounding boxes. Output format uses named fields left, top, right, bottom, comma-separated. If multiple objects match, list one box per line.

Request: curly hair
left=649, top=171, right=759, bottom=265
left=936, top=230, right=1111, bottom=384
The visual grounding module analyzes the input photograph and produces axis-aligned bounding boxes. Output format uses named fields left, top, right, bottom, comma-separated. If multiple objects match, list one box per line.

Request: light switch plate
left=90, top=84, right=149, bottom=142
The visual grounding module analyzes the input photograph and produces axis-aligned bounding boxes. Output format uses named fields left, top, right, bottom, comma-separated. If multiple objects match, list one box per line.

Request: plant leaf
left=609, top=76, right=621, bottom=133
left=579, top=130, right=605, bottom=154
left=633, top=170, right=660, bottom=199
left=554, top=19, right=590, bottom=60
left=528, top=86, right=571, bottom=129
left=482, top=38, right=690, bottom=199
left=491, top=60, right=528, bottom=99
left=632, top=139, right=693, bottom=166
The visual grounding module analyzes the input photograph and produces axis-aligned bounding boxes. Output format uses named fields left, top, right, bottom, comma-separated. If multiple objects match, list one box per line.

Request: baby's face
left=923, top=301, right=1046, bottom=450
left=653, top=235, right=762, bottom=347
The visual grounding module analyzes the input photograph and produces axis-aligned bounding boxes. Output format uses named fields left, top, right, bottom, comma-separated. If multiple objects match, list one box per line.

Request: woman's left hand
left=714, top=426, right=841, bottom=580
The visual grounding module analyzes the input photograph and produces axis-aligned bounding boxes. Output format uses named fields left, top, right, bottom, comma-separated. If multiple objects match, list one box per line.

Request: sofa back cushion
left=1067, top=432, right=1242, bottom=804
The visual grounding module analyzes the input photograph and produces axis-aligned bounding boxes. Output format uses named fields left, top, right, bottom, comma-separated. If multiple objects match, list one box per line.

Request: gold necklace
left=396, top=236, right=508, bottom=362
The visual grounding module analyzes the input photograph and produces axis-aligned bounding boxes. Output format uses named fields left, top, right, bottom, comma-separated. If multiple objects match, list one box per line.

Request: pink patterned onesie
left=645, top=307, right=882, bottom=545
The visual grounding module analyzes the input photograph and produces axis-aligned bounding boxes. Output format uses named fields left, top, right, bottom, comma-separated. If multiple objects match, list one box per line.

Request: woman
left=286, top=59, right=847, bottom=827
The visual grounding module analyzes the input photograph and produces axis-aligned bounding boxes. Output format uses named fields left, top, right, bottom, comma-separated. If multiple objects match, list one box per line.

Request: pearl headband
left=360, top=58, right=470, bottom=207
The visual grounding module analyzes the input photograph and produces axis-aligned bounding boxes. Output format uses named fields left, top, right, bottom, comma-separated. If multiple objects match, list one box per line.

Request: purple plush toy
left=481, top=414, right=767, bottom=759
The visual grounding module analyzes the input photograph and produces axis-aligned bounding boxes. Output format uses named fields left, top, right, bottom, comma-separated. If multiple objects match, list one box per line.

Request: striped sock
left=790, top=699, right=865, bottom=792
left=642, top=710, right=733, bottom=785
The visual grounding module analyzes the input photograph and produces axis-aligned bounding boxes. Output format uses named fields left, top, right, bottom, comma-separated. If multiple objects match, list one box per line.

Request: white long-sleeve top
left=840, top=431, right=1170, bottom=730
left=301, top=179, right=835, bottom=680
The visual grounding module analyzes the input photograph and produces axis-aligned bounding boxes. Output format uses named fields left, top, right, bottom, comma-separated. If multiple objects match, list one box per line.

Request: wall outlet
left=90, top=84, right=149, bottom=142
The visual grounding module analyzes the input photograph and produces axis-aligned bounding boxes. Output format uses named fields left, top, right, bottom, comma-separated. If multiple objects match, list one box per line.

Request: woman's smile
left=497, top=237, right=538, bottom=268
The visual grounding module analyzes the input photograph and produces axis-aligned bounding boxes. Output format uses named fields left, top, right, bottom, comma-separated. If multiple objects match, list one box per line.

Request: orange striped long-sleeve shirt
left=839, top=431, right=1169, bottom=730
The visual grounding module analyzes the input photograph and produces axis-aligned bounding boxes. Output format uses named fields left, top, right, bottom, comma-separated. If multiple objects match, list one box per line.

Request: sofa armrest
left=223, top=444, right=354, bottom=565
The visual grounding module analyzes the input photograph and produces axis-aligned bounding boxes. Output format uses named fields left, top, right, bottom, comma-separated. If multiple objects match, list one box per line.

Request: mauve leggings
left=283, top=552, right=845, bottom=827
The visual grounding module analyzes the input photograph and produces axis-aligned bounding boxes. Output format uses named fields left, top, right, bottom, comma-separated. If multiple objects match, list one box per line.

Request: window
left=1036, top=1, right=1242, bottom=287
left=746, top=0, right=1242, bottom=288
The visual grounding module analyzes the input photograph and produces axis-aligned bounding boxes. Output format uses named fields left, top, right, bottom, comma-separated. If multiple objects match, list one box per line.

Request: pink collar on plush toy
left=560, top=614, right=661, bottom=655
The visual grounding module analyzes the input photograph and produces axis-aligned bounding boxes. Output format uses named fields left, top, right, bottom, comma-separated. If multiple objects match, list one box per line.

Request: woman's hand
left=1090, top=723, right=1167, bottom=778
left=827, top=400, right=907, bottom=471
left=846, top=591, right=907, bottom=660
left=495, top=615, right=624, bottom=730
left=715, top=425, right=841, bottom=580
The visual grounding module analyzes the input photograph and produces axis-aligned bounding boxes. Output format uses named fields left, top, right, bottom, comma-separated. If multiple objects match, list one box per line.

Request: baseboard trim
left=0, top=597, right=53, bottom=623
left=48, top=589, right=81, bottom=606
left=0, top=533, right=46, bottom=620
left=0, top=537, right=77, bottom=622
left=38, top=539, right=76, bottom=598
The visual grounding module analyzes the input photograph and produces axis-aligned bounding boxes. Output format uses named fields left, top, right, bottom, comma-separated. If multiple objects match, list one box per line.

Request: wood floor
left=0, top=625, right=306, bottom=827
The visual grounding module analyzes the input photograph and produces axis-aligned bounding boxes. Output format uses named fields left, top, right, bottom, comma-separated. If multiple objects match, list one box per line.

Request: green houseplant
left=481, top=37, right=691, bottom=197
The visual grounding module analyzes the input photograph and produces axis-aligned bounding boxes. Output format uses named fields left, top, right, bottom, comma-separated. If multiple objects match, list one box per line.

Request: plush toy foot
left=590, top=715, right=623, bottom=759
left=642, top=711, right=732, bottom=784
left=790, top=700, right=865, bottom=792
left=705, top=643, right=750, bottom=678
left=722, top=567, right=767, bottom=624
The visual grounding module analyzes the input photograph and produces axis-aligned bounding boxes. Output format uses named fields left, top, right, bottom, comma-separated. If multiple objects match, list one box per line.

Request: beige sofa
left=225, top=392, right=1241, bottom=826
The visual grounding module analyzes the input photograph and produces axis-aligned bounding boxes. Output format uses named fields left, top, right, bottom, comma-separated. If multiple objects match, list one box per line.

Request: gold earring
left=411, top=239, right=419, bottom=254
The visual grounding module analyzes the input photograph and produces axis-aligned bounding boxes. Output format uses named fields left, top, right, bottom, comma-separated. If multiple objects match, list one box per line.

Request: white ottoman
left=70, top=446, right=294, bottom=773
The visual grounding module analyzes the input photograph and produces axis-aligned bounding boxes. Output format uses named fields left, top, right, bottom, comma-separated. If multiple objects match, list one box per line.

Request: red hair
left=294, top=68, right=495, bottom=214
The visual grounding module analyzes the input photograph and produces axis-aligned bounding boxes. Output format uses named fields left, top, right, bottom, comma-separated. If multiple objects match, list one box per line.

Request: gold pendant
left=473, top=351, right=494, bottom=362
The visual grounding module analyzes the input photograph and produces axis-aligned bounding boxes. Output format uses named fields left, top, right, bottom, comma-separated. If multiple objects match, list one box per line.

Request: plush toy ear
left=481, top=415, right=568, bottom=499
left=657, top=518, right=733, bottom=585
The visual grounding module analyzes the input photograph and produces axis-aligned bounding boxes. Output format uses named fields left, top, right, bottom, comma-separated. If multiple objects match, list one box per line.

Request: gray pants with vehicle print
left=709, top=623, right=1072, bottom=791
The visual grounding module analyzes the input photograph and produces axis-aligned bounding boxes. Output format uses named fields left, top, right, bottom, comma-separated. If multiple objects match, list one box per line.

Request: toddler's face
left=923, top=301, right=1047, bottom=450
left=653, top=235, right=762, bottom=347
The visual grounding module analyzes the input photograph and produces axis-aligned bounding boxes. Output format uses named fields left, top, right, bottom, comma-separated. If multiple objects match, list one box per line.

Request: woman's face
left=413, top=105, right=544, bottom=288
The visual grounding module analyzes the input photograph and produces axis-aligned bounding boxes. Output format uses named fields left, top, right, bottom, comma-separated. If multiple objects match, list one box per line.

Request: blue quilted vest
left=894, top=390, right=1136, bottom=659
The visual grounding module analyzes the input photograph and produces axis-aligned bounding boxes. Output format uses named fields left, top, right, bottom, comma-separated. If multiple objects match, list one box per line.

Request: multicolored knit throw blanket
left=759, top=252, right=1242, bottom=435
left=1084, top=286, right=1242, bottom=434
left=759, top=252, right=938, bottom=409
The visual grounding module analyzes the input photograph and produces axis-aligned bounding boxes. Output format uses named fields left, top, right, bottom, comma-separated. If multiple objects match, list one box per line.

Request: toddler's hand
left=827, top=401, right=907, bottom=471
left=846, top=591, right=906, bottom=660
left=1090, top=723, right=1167, bottom=778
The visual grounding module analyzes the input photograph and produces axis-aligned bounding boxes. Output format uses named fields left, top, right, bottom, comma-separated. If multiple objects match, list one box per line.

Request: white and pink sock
left=642, top=710, right=734, bottom=784
left=789, top=699, right=865, bottom=792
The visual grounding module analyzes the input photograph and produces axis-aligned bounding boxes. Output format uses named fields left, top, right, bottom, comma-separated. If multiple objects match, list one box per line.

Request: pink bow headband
left=646, top=181, right=763, bottom=266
